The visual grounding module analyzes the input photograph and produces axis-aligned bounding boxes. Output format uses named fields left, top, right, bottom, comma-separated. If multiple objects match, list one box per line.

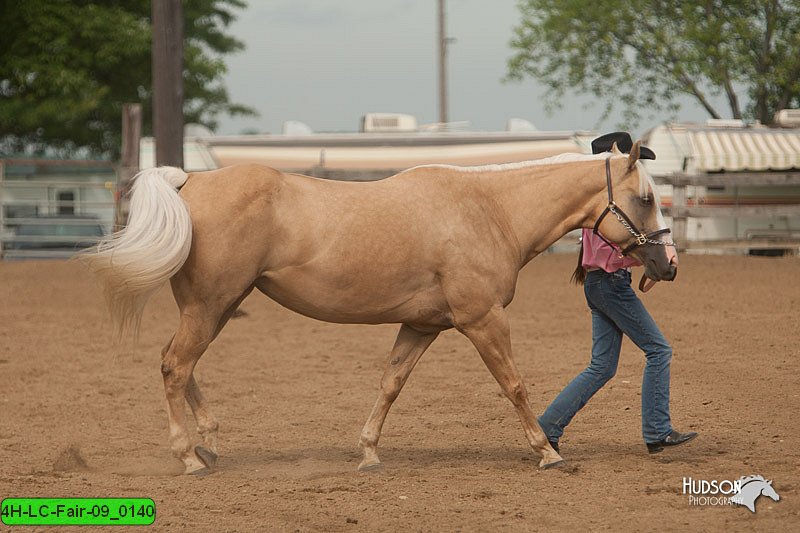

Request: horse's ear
left=768, top=480, right=773, bottom=485
left=611, top=142, right=623, bottom=155
left=628, top=141, right=641, bottom=170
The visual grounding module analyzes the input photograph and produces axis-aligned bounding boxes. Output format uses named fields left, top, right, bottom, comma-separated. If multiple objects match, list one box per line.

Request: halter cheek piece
left=592, top=157, right=675, bottom=256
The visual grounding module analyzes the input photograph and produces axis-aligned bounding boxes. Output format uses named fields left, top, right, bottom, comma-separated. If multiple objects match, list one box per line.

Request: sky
left=215, top=0, right=724, bottom=136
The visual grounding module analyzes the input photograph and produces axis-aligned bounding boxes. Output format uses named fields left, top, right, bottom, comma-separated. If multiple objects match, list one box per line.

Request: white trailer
left=642, top=122, right=800, bottom=253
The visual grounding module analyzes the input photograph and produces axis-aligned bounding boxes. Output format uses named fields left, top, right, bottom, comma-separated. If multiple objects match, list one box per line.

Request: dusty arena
left=1, top=253, right=797, bottom=531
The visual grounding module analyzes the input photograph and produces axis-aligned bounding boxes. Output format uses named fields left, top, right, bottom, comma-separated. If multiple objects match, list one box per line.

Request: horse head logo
left=731, top=475, right=780, bottom=513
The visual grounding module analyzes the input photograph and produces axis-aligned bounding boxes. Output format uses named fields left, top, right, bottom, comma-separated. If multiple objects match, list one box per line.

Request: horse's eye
left=640, top=194, right=654, bottom=206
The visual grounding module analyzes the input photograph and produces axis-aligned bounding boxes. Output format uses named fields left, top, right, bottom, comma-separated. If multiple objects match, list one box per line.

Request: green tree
left=0, top=0, right=256, bottom=158
left=507, top=0, right=800, bottom=126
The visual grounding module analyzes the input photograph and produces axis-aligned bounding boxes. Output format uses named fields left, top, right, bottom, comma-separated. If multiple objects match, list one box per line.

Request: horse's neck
left=486, top=161, right=606, bottom=264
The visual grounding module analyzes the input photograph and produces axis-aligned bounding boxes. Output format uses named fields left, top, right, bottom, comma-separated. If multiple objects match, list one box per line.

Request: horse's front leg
left=457, top=305, right=564, bottom=469
left=358, top=324, right=439, bottom=471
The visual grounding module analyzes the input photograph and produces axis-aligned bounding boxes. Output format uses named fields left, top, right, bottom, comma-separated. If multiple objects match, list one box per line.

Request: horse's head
left=592, top=142, right=678, bottom=282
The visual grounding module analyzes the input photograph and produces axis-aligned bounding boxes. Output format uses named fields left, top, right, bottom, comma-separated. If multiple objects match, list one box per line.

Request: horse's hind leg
left=358, top=324, right=438, bottom=472
left=458, top=306, right=564, bottom=469
left=159, top=338, right=219, bottom=468
left=185, top=375, right=218, bottom=468
left=161, top=310, right=219, bottom=474
left=184, top=286, right=255, bottom=468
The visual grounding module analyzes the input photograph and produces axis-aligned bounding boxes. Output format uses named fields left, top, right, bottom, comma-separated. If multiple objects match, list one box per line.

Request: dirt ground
left=1, top=253, right=798, bottom=532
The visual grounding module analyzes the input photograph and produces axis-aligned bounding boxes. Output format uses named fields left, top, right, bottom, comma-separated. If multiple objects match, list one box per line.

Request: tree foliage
left=0, top=0, right=255, bottom=158
left=507, top=0, right=800, bottom=126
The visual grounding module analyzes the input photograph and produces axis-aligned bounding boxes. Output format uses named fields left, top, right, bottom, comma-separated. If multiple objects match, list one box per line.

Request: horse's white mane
left=407, top=152, right=615, bottom=174
left=410, top=151, right=670, bottom=235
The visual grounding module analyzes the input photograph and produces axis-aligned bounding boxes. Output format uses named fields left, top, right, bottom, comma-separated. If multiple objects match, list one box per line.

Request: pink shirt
left=581, top=229, right=642, bottom=272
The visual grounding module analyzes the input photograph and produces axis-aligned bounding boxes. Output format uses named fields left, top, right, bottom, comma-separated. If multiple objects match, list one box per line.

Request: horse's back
left=182, top=163, right=285, bottom=203
left=179, top=162, right=513, bottom=272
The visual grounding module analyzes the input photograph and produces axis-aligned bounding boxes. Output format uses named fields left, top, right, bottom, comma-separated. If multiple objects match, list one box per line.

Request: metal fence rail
left=654, top=172, right=800, bottom=253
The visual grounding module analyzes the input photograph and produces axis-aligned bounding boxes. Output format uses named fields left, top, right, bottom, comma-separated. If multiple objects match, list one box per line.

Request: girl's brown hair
left=570, top=244, right=587, bottom=285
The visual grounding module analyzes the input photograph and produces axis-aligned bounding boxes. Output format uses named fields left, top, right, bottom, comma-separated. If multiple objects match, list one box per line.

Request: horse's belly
left=254, top=270, right=452, bottom=327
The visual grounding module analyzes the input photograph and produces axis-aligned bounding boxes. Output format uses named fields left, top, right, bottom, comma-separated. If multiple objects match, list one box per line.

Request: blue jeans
left=538, top=269, right=673, bottom=444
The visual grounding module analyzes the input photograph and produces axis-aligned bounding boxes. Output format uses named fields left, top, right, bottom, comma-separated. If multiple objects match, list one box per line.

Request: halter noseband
left=592, top=157, right=674, bottom=256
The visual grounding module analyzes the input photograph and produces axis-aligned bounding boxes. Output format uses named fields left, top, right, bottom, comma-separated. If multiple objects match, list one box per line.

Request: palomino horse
left=86, top=141, right=676, bottom=475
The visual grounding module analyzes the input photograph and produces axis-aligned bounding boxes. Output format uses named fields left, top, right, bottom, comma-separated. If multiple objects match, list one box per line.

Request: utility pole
left=151, top=0, right=184, bottom=167
left=438, top=0, right=448, bottom=126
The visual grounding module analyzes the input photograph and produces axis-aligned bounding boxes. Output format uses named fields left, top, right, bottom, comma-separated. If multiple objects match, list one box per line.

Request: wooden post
left=0, top=161, right=5, bottom=258
left=437, top=0, right=448, bottom=126
left=672, top=179, right=688, bottom=252
left=152, top=0, right=184, bottom=167
left=116, top=103, right=142, bottom=229
left=121, top=104, right=142, bottom=169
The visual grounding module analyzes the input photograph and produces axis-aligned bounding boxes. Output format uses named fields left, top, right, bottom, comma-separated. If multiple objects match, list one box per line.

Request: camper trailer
left=139, top=119, right=596, bottom=181
left=0, top=160, right=115, bottom=259
left=642, top=121, right=800, bottom=253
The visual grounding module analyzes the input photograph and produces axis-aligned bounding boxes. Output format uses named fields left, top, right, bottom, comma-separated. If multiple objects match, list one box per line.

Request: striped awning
left=687, top=129, right=800, bottom=173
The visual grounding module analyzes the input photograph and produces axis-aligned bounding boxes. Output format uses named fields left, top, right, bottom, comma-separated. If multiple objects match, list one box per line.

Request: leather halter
left=592, top=157, right=674, bottom=256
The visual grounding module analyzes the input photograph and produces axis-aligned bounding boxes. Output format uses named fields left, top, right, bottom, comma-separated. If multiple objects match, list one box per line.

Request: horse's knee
left=162, top=365, right=191, bottom=396
left=505, top=381, right=528, bottom=405
left=380, top=375, right=404, bottom=402
left=161, top=342, right=204, bottom=394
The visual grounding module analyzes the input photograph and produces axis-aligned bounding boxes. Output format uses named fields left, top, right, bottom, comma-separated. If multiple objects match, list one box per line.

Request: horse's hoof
left=195, top=445, right=218, bottom=469
left=188, top=466, right=212, bottom=477
left=540, top=459, right=566, bottom=470
left=357, top=461, right=384, bottom=473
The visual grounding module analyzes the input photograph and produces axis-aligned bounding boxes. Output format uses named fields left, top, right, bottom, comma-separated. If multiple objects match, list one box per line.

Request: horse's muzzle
left=663, top=264, right=678, bottom=282
left=642, top=256, right=677, bottom=282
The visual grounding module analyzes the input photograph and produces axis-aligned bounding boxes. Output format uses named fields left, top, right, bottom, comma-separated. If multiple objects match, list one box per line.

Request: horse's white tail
left=84, top=167, right=192, bottom=341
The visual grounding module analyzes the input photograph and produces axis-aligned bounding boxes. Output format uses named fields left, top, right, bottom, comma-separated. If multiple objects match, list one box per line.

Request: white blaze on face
left=638, top=162, right=678, bottom=265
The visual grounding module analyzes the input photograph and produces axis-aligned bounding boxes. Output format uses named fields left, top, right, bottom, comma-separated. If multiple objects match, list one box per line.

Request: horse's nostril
left=667, top=266, right=678, bottom=281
